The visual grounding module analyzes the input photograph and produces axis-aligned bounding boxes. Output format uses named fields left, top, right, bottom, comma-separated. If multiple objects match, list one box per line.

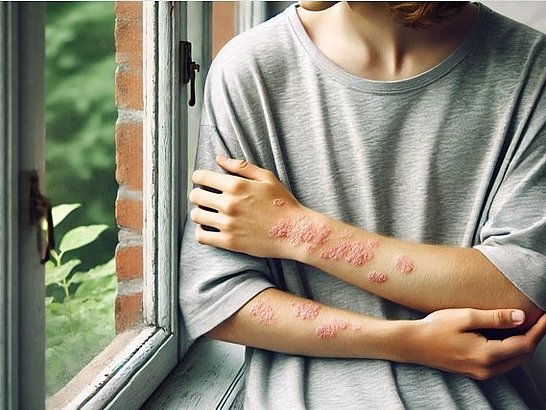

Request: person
left=180, top=1, right=546, bottom=408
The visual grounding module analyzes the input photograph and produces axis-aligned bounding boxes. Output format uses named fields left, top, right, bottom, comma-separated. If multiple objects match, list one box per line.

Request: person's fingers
left=464, top=309, right=525, bottom=330
left=190, top=207, right=225, bottom=229
left=189, top=187, right=224, bottom=212
left=216, top=155, right=275, bottom=182
left=193, top=169, right=248, bottom=193
left=479, top=316, right=546, bottom=364
left=470, top=353, right=533, bottom=381
left=195, top=224, right=235, bottom=250
left=524, top=313, right=546, bottom=345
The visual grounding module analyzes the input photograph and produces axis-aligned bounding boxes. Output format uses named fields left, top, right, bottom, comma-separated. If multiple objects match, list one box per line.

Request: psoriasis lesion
left=268, top=214, right=382, bottom=267
left=394, top=254, right=414, bottom=273
left=315, top=317, right=363, bottom=339
left=315, top=318, right=348, bottom=339
left=367, top=270, right=388, bottom=284
left=292, top=300, right=321, bottom=320
left=320, top=241, right=374, bottom=266
left=250, top=299, right=276, bottom=325
left=268, top=213, right=331, bottom=251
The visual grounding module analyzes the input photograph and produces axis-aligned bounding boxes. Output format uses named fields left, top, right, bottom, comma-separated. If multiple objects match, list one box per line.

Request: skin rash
left=292, top=300, right=321, bottom=320
left=368, top=270, right=388, bottom=284
left=321, top=241, right=374, bottom=266
left=315, top=317, right=349, bottom=339
left=269, top=215, right=382, bottom=266
left=269, top=214, right=331, bottom=250
left=395, top=254, right=414, bottom=273
left=250, top=300, right=276, bottom=325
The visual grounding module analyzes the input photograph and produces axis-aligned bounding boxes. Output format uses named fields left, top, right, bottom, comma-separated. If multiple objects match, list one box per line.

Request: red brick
left=115, top=70, right=143, bottom=110
left=115, top=21, right=142, bottom=67
left=115, top=2, right=142, bottom=23
left=115, top=292, right=143, bottom=334
left=115, top=122, right=143, bottom=191
left=212, top=2, right=236, bottom=58
left=115, top=198, right=142, bottom=232
left=115, top=245, right=143, bottom=281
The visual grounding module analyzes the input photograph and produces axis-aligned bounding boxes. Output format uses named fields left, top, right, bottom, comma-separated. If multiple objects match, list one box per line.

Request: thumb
left=466, top=309, right=526, bottom=330
left=216, top=155, right=266, bottom=181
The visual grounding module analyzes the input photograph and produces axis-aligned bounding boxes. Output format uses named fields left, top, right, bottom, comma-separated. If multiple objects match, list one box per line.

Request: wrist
left=271, top=204, right=323, bottom=262
left=378, top=319, right=420, bottom=363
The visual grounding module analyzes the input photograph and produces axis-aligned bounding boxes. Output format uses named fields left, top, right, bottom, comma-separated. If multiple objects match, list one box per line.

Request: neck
left=297, top=1, right=477, bottom=80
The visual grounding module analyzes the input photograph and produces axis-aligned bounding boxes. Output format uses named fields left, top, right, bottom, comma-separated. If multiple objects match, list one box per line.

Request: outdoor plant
left=45, top=203, right=116, bottom=396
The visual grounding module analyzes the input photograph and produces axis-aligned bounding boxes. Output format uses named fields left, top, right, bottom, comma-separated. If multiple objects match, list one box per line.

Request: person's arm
left=208, top=287, right=546, bottom=380
left=190, top=156, right=543, bottom=327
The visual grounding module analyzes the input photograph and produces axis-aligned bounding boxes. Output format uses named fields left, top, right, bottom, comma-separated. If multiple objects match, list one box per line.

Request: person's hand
left=190, top=156, right=303, bottom=258
left=400, top=308, right=546, bottom=380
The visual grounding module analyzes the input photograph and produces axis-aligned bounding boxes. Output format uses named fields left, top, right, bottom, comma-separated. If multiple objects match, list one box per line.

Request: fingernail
left=216, top=154, right=227, bottom=162
left=511, top=310, right=525, bottom=323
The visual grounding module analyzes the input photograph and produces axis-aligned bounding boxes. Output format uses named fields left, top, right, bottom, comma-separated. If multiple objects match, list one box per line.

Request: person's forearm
left=208, top=287, right=546, bottom=380
left=283, top=207, right=542, bottom=326
left=190, top=157, right=543, bottom=327
left=208, top=288, right=405, bottom=359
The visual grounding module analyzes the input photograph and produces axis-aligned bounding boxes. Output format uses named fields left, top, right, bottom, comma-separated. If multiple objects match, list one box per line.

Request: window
left=4, top=2, right=542, bottom=408
left=1, top=2, right=189, bottom=408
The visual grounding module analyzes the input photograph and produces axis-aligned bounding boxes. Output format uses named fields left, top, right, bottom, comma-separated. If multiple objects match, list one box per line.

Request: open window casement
left=1, top=2, right=188, bottom=408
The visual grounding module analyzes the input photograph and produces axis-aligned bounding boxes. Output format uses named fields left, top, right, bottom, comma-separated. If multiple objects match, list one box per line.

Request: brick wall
left=112, top=2, right=235, bottom=334
left=114, top=2, right=143, bottom=334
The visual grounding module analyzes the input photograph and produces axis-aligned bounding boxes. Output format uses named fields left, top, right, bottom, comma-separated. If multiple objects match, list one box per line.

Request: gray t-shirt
left=180, top=4, right=546, bottom=409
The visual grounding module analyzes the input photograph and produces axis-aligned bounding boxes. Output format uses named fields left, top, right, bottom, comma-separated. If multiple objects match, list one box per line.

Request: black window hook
left=180, top=41, right=200, bottom=107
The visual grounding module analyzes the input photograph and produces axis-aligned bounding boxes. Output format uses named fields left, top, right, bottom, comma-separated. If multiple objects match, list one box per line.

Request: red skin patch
left=315, top=324, right=336, bottom=339
left=321, top=241, right=374, bottom=266
left=368, top=270, right=388, bottom=284
left=315, top=317, right=348, bottom=339
left=250, top=300, right=275, bottom=325
left=366, top=239, right=379, bottom=249
left=269, top=214, right=330, bottom=247
left=395, top=254, right=414, bottom=273
left=272, top=198, right=285, bottom=207
left=292, top=300, right=321, bottom=320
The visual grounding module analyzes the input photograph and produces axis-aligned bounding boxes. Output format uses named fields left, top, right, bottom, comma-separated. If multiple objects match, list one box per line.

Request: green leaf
left=74, top=274, right=116, bottom=300
left=52, top=203, right=81, bottom=227
left=59, top=224, right=108, bottom=254
left=70, top=257, right=115, bottom=284
left=45, top=297, right=54, bottom=306
left=45, top=259, right=81, bottom=286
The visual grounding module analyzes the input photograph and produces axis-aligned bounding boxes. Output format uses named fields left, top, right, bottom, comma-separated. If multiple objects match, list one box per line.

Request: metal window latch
left=180, top=40, right=200, bottom=107
left=25, top=170, right=55, bottom=264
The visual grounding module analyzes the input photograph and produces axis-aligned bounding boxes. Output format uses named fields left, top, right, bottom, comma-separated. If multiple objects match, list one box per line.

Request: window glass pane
left=44, top=1, right=117, bottom=397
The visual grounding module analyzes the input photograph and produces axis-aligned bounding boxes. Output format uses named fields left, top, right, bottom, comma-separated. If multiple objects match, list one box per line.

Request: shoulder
left=207, top=6, right=299, bottom=89
left=479, top=5, right=546, bottom=58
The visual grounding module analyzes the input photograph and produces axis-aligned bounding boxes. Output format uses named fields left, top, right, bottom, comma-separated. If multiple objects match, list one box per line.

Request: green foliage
left=45, top=2, right=117, bottom=271
left=45, top=2, right=119, bottom=397
left=45, top=204, right=117, bottom=397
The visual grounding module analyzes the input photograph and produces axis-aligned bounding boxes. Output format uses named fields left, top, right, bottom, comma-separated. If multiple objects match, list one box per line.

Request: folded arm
left=208, top=287, right=546, bottom=380
left=191, top=156, right=543, bottom=329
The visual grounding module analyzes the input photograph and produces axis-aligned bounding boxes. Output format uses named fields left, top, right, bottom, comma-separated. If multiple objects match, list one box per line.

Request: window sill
left=143, top=337, right=245, bottom=409
left=46, top=325, right=176, bottom=410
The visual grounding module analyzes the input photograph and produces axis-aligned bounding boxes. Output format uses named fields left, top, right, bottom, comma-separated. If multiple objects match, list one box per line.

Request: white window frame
left=1, top=2, right=286, bottom=408
left=70, top=2, right=185, bottom=408
left=1, top=4, right=46, bottom=409
left=1, top=2, right=191, bottom=408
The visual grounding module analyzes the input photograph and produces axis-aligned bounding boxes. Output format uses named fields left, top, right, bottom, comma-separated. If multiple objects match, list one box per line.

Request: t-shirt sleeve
left=474, top=96, right=546, bottom=311
left=179, top=53, right=277, bottom=340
